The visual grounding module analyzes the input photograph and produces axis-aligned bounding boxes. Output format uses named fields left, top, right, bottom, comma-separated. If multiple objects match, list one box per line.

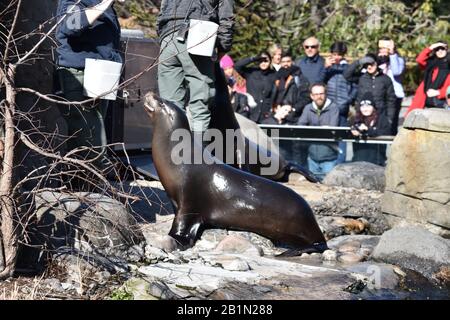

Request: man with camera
left=157, top=0, right=234, bottom=134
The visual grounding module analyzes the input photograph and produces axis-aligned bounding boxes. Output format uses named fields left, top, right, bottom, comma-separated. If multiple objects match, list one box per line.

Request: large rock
left=136, top=253, right=356, bottom=300
left=345, top=262, right=400, bottom=290
left=382, top=109, right=450, bottom=237
left=214, top=234, right=263, bottom=257
left=322, top=162, right=385, bottom=191
left=371, top=225, right=450, bottom=283
left=311, top=188, right=389, bottom=235
left=403, top=108, right=450, bottom=132
left=19, top=191, right=144, bottom=269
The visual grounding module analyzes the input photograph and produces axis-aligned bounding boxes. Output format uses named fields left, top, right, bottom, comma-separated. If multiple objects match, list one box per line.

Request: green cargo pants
left=158, top=34, right=216, bottom=132
left=57, top=67, right=109, bottom=165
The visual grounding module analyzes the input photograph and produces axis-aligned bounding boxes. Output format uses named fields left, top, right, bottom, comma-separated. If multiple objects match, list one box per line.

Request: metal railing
left=258, top=124, right=395, bottom=145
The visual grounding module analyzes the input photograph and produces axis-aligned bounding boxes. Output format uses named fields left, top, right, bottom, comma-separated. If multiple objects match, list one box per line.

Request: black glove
left=253, top=55, right=269, bottom=63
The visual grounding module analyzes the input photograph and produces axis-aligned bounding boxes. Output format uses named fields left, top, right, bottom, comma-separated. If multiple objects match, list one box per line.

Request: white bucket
left=83, top=58, right=123, bottom=100
left=186, top=19, right=219, bottom=57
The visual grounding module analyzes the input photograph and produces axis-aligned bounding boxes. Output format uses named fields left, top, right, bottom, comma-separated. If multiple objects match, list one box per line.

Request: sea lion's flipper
left=276, top=242, right=329, bottom=257
left=287, top=163, right=320, bottom=183
left=168, top=212, right=203, bottom=248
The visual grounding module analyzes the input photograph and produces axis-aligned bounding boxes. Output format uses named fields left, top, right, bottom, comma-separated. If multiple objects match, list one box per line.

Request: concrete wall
left=1, top=0, right=66, bottom=185
left=15, top=0, right=65, bottom=139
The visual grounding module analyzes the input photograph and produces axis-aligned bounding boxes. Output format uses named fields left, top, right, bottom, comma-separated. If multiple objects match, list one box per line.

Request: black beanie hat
left=359, top=92, right=377, bottom=109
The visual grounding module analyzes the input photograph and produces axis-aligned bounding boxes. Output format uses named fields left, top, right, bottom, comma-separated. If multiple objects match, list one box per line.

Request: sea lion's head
left=143, top=92, right=164, bottom=120
left=144, top=92, right=190, bottom=130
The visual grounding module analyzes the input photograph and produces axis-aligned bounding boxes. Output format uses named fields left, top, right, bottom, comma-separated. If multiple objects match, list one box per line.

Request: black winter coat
left=351, top=113, right=391, bottom=166
left=344, top=61, right=397, bottom=129
left=263, top=66, right=311, bottom=124
left=325, top=62, right=356, bottom=125
left=230, top=91, right=251, bottom=118
left=157, top=0, right=234, bottom=52
left=235, top=57, right=277, bottom=123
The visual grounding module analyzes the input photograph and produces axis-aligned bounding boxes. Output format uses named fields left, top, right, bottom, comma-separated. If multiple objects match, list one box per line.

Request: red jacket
left=407, top=48, right=450, bottom=114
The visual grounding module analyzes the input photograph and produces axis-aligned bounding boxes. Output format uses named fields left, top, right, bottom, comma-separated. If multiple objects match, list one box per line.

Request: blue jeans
left=307, top=157, right=338, bottom=181
left=336, top=141, right=347, bottom=164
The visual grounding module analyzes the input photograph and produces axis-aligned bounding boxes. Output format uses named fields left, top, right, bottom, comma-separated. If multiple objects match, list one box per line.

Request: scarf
left=423, top=54, right=449, bottom=93
left=274, top=66, right=298, bottom=106
left=354, top=110, right=379, bottom=129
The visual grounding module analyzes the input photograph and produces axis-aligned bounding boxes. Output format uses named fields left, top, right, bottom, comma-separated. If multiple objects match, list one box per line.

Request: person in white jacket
left=377, top=38, right=405, bottom=135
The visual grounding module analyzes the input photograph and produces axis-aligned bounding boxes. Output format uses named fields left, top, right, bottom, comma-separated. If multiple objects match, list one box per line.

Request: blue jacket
left=55, top=0, right=122, bottom=69
left=325, top=61, right=356, bottom=125
left=295, top=54, right=326, bottom=85
left=384, top=54, right=405, bottom=98
left=298, top=99, right=340, bottom=162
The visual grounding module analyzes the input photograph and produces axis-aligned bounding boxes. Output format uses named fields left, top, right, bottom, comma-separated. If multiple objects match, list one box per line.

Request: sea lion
left=210, top=64, right=317, bottom=182
left=144, top=93, right=327, bottom=255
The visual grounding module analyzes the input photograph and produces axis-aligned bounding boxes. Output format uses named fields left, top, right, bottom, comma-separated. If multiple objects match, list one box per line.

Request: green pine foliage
left=232, top=0, right=449, bottom=93
left=232, top=0, right=449, bottom=58
left=117, top=0, right=450, bottom=93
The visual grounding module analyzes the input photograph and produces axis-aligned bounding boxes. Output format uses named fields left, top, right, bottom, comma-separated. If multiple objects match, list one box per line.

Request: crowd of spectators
left=220, top=37, right=450, bottom=179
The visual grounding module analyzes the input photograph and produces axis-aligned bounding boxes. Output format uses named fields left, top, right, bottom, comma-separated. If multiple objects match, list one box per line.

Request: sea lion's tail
left=277, top=242, right=329, bottom=257
left=287, top=163, right=319, bottom=183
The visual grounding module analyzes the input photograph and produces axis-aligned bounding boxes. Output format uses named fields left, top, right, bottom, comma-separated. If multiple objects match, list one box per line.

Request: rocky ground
left=0, top=175, right=448, bottom=300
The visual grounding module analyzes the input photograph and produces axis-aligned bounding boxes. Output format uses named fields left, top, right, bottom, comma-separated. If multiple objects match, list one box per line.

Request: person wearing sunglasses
left=295, top=37, right=326, bottom=85
left=407, top=41, right=450, bottom=114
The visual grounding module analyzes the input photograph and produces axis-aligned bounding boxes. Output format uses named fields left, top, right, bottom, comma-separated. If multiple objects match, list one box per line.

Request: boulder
left=345, top=262, right=400, bottom=290
left=327, top=235, right=381, bottom=251
left=323, top=162, right=385, bottom=191
left=318, top=216, right=369, bottom=239
left=20, top=191, right=144, bottom=269
left=338, top=253, right=365, bottom=264
left=371, top=225, right=450, bottom=283
left=403, top=108, right=450, bottom=132
left=382, top=109, right=450, bottom=237
left=322, top=250, right=337, bottom=261
left=312, top=189, right=388, bottom=236
left=214, top=234, right=263, bottom=257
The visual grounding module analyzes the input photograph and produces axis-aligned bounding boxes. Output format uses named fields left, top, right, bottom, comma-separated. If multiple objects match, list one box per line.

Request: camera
left=227, top=76, right=236, bottom=87
left=351, top=125, right=368, bottom=139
